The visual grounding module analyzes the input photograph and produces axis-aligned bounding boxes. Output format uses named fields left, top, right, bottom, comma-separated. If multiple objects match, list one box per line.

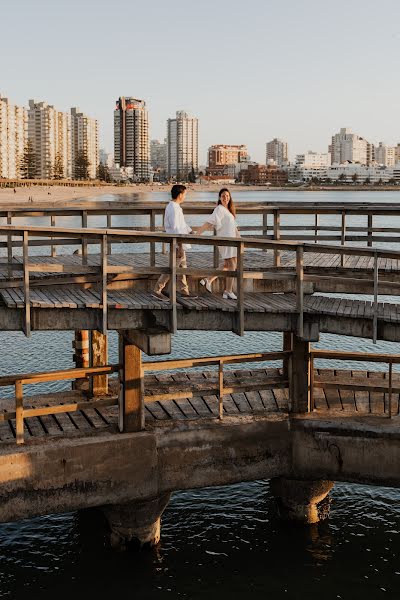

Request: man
left=153, top=184, right=197, bottom=301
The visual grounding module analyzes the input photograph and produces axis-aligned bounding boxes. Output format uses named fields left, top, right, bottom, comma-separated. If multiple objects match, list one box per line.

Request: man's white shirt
left=164, top=201, right=192, bottom=250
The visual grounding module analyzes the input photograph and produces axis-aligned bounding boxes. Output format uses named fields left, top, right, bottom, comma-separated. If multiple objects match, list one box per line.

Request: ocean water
left=0, top=190, right=399, bottom=599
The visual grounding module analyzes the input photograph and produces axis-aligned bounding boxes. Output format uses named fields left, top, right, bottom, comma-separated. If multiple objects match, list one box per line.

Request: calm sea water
left=1, top=190, right=400, bottom=599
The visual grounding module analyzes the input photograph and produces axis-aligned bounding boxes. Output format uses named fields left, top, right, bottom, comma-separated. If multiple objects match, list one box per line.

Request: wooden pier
left=0, top=201, right=399, bottom=542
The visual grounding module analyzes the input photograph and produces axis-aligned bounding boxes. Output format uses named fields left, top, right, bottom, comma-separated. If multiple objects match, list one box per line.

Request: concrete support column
left=101, top=493, right=171, bottom=550
left=90, top=330, right=108, bottom=396
left=118, top=331, right=145, bottom=433
left=270, top=478, right=334, bottom=524
left=72, top=330, right=89, bottom=391
left=289, top=334, right=310, bottom=413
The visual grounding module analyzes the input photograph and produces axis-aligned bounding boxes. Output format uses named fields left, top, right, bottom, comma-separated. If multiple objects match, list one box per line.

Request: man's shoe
left=179, top=292, right=198, bottom=299
left=152, top=291, right=170, bottom=302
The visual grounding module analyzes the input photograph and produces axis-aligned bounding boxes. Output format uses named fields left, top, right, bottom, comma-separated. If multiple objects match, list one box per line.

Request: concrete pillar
left=90, top=330, right=108, bottom=396
left=270, top=478, right=334, bottom=524
left=72, top=330, right=89, bottom=391
left=101, top=493, right=171, bottom=550
left=289, top=334, right=310, bottom=413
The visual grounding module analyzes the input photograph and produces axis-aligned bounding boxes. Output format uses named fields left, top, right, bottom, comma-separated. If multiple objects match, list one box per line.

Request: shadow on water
left=0, top=481, right=399, bottom=599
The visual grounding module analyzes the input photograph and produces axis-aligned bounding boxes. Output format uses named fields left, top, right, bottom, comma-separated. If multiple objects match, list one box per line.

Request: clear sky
left=2, top=0, right=399, bottom=163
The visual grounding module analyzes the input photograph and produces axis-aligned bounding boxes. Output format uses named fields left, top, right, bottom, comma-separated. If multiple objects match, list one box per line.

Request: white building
left=329, top=128, right=369, bottom=165
left=295, top=151, right=331, bottom=169
left=0, top=95, right=26, bottom=179
left=114, top=97, right=150, bottom=181
left=374, top=142, right=395, bottom=167
left=290, top=162, right=399, bottom=184
left=167, top=111, right=198, bottom=180
left=71, top=108, right=99, bottom=180
left=28, top=100, right=72, bottom=179
left=266, top=138, right=288, bottom=166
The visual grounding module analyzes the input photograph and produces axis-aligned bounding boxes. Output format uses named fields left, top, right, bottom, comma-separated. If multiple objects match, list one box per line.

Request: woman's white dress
left=208, top=204, right=238, bottom=259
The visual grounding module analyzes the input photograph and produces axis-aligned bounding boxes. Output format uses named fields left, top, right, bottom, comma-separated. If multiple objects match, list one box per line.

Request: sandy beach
left=0, top=182, right=398, bottom=206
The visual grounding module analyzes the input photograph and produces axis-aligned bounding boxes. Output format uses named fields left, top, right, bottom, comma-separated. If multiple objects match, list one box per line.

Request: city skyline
left=2, top=0, right=400, bottom=163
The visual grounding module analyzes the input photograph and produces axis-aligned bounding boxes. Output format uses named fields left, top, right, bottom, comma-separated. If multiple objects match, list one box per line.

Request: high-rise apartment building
left=329, top=128, right=368, bottom=165
left=167, top=111, right=198, bottom=180
left=28, top=100, right=72, bottom=179
left=0, top=95, right=27, bottom=179
left=71, top=107, right=99, bottom=179
left=266, top=138, right=288, bottom=166
left=295, top=151, right=331, bottom=168
left=207, top=144, right=248, bottom=176
left=114, top=97, right=150, bottom=181
left=374, top=142, right=395, bottom=167
left=150, top=139, right=167, bottom=176
left=395, top=144, right=400, bottom=164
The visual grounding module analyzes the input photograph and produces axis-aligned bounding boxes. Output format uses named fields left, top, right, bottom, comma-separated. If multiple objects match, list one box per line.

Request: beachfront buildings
left=329, top=128, right=370, bottom=165
left=266, top=138, right=288, bottom=166
left=374, top=142, right=396, bottom=167
left=239, top=164, right=288, bottom=185
left=71, top=108, right=99, bottom=180
left=0, top=95, right=26, bottom=179
left=207, top=144, right=249, bottom=177
left=295, top=151, right=331, bottom=169
left=167, top=111, right=198, bottom=180
left=27, top=100, right=72, bottom=179
left=150, top=139, right=167, bottom=179
left=114, top=97, right=150, bottom=181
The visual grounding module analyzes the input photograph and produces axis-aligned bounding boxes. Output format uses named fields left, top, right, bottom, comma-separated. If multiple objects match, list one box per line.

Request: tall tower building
left=150, top=139, right=167, bottom=176
left=374, top=142, right=395, bottom=167
left=0, top=95, right=27, bottom=179
left=71, top=107, right=99, bottom=179
left=28, top=100, right=72, bottom=179
left=266, top=138, right=288, bottom=166
left=329, top=128, right=368, bottom=165
left=114, top=97, right=150, bottom=181
left=167, top=110, right=198, bottom=180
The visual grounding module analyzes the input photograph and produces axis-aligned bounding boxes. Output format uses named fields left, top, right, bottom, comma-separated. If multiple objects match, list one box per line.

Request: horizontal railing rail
left=0, top=224, right=399, bottom=340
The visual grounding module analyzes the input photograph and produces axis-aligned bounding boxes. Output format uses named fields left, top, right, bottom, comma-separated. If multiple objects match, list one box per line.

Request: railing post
left=282, top=332, right=292, bottom=379
left=72, top=330, right=90, bottom=391
left=101, top=234, right=108, bottom=335
left=23, top=231, right=31, bottom=337
left=388, top=360, right=393, bottom=419
left=15, top=380, right=24, bottom=444
left=296, top=246, right=304, bottom=338
left=340, top=211, right=346, bottom=267
left=169, top=238, right=177, bottom=333
left=273, top=210, right=281, bottom=266
left=7, top=212, right=12, bottom=275
left=289, top=335, right=311, bottom=413
left=235, top=241, right=244, bottom=336
left=81, top=210, right=88, bottom=265
left=218, top=360, right=224, bottom=420
left=373, top=250, right=378, bottom=344
left=107, top=213, right=112, bottom=254
left=150, top=210, right=156, bottom=267
left=367, top=213, right=373, bottom=247
left=118, top=332, right=145, bottom=432
left=213, top=228, right=219, bottom=269
left=51, top=214, right=56, bottom=257
left=263, top=211, right=268, bottom=251
left=314, top=213, right=319, bottom=243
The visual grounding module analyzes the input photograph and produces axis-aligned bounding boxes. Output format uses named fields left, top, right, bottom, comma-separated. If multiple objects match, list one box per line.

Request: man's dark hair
left=171, top=184, right=187, bottom=200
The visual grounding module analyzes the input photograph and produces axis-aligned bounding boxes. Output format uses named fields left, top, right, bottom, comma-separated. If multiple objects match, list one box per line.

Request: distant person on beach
left=153, top=184, right=198, bottom=301
left=194, top=188, right=240, bottom=300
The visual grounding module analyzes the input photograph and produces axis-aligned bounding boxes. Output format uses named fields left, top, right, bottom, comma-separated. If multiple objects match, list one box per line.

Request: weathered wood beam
left=122, top=328, right=171, bottom=356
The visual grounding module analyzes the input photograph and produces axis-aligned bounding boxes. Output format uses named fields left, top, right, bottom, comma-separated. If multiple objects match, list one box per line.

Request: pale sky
left=2, top=0, right=400, bottom=163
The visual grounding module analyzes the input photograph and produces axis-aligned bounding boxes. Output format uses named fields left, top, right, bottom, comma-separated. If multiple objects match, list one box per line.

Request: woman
left=195, top=188, right=240, bottom=299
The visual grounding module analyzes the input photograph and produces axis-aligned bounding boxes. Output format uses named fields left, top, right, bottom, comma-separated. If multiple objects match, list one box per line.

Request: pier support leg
left=270, top=478, right=334, bottom=524
left=118, top=331, right=145, bottom=432
left=101, top=493, right=171, bottom=550
left=282, top=331, right=292, bottom=380
left=72, top=330, right=89, bottom=391
left=289, top=335, right=310, bottom=413
left=90, top=330, right=108, bottom=396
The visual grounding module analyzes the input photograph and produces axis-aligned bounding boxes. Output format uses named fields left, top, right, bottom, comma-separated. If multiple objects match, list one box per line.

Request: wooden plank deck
left=0, top=368, right=397, bottom=444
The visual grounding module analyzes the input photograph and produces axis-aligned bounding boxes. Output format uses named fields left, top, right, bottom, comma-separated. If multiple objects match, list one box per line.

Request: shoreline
left=0, top=183, right=399, bottom=205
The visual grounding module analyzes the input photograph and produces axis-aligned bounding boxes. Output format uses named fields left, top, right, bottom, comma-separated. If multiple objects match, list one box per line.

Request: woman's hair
left=218, top=188, right=236, bottom=217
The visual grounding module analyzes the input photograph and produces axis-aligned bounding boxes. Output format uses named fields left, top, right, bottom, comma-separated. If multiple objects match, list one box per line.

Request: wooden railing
left=0, top=365, right=119, bottom=444
left=2, top=201, right=400, bottom=264
left=310, top=349, right=400, bottom=418
left=1, top=224, right=400, bottom=341
left=0, top=352, right=289, bottom=444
